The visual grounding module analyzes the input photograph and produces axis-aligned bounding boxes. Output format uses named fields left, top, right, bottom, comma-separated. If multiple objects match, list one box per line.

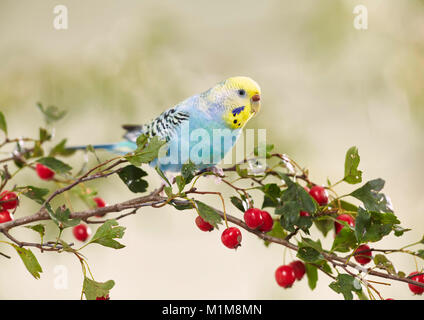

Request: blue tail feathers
left=68, top=141, right=137, bottom=155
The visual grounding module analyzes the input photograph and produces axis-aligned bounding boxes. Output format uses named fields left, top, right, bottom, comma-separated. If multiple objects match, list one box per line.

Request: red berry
left=289, top=260, right=306, bottom=281
left=385, top=298, right=394, bottom=300
left=300, top=211, right=310, bottom=217
left=258, top=210, right=273, bottom=232
left=36, top=163, right=55, bottom=180
left=275, top=265, right=296, bottom=288
left=195, top=216, right=214, bottom=232
left=72, top=224, right=91, bottom=242
left=96, top=294, right=110, bottom=300
left=408, top=272, right=424, bottom=295
left=94, top=197, right=107, bottom=217
left=221, top=227, right=242, bottom=249
left=335, top=214, right=355, bottom=235
left=93, top=197, right=106, bottom=208
left=0, top=191, right=19, bottom=210
left=354, top=244, right=372, bottom=265
left=309, top=186, right=329, bottom=206
left=0, top=210, right=12, bottom=223
left=244, top=208, right=264, bottom=229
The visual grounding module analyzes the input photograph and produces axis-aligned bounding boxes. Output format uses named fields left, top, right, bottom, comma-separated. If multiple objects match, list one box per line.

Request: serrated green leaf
left=195, top=200, right=222, bottom=229
left=305, top=263, right=318, bottom=290
left=314, top=217, right=334, bottom=237
left=329, top=274, right=362, bottom=300
left=17, top=185, right=49, bottom=205
left=350, top=179, right=392, bottom=213
left=88, top=219, right=126, bottom=249
left=344, top=146, right=362, bottom=184
left=11, top=245, right=42, bottom=279
left=46, top=205, right=80, bottom=229
left=49, top=139, right=76, bottom=157
left=296, top=244, right=324, bottom=263
left=25, top=224, right=46, bottom=239
left=355, top=207, right=399, bottom=243
left=181, top=161, right=197, bottom=184
left=118, top=165, right=148, bottom=193
left=83, top=277, right=114, bottom=300
left=126, top=136, right=166, bottom=166
left=39, top=128, right=52, bottom=143
left=36, top=157, right=72, bottom=174
left=332, top=227, right=357, bottom=252
left=373, top=254, right=396, bottom=275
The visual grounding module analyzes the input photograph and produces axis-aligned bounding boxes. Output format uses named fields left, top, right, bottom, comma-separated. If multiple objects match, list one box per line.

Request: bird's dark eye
left=238, top=89, right=246, bottom=96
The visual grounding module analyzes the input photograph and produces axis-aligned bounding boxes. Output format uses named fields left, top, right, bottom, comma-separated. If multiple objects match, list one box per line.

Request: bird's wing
left=122, top=106, right=191, bottom=143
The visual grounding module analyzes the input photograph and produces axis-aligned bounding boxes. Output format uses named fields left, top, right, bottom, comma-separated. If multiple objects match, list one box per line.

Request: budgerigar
left=71, top=76, right=261, bottom=172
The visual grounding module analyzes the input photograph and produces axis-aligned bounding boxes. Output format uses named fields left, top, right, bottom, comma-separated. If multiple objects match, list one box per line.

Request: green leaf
left=0, top=111, right=7, bottom=135
left=32, top=141, right=44, bottom=157
left=314, top=216, right=334, bottom=237
left=175, top=176, right=185, bottom=193
left=164, top=186, right=173, bottom=197
left=17, top=185, right=49, bottom=204
left=280, top=174, right=317, bottom=213
left=332, top=227, right=357, bottom=252
left=373, top=254, right=396, bottom=275
left=297, top=246, right=324, bottom=263
left=230, top=196, right=247, bottom=213
left=416, top=250, right=424, bottom=260
left=49, top=139, right=76, bottom=157
left=170, top=201, right=193, bottom=211
left=343, top=146, right=362, bottom=184
left=181, top=161, right=197, bottom=184
left=46, top=205, right=81, bottom=229
left=25, top=224, right=46, bottom=239
left=195, top=200, right=222, bottom=229
left=125, top=136, right=166, bottom=166
left=36, top=157, right=72, bottom=174
left=118, top=165, right=148, bottom=193
left=83, top=277, right=114, bottom=300
left=36, top=103, right=67, bottom=124
left=305, top=263, right=318, bottom=290
left=328, top=200, right=358, bottom=212
left=350, top=179, right=393, bottom=213
left=264, top=220, right=287, bottom=247
left=236, top=164, right=249, bottom=178
left=254, top=143, right=274, bottom=158
left=260, top=183, right=282, bottom=208
left=355, top=207, right=399, bottom=243
left=301, top=237, right=324, bottom=252
left=39, top=128, right=52, bottom=143
left=87, top=219, right=126, bottom=249
left=11, top=244, right=42, bottom=279
left=329, top=274, right=362, bottom=300
left=155, top=166, right=171, bottom=187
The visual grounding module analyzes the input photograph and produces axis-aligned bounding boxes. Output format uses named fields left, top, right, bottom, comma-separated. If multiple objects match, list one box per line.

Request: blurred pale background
left=0, top=0, right=423, bottom=299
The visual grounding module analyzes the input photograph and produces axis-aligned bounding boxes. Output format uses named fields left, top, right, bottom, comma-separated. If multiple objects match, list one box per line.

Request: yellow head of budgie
left=204, top=76, right=261, bottom=129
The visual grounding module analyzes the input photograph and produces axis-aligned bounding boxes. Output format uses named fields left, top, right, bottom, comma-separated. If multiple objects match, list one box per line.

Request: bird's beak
left=251, top=94, right=261, bottom=115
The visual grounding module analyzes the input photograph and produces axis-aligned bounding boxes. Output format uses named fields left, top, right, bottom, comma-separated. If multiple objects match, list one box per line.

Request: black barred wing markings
left=122, top=107, right=190, bottom=143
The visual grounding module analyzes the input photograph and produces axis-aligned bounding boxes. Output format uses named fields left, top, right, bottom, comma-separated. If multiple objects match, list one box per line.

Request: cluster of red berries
left=194, top=207, right=274, bottom=249
left=72, top=196, right=106, bottom=242
left=275, top=260, right=306, bottom=288
left=0, top=190, right=19, bottom=223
